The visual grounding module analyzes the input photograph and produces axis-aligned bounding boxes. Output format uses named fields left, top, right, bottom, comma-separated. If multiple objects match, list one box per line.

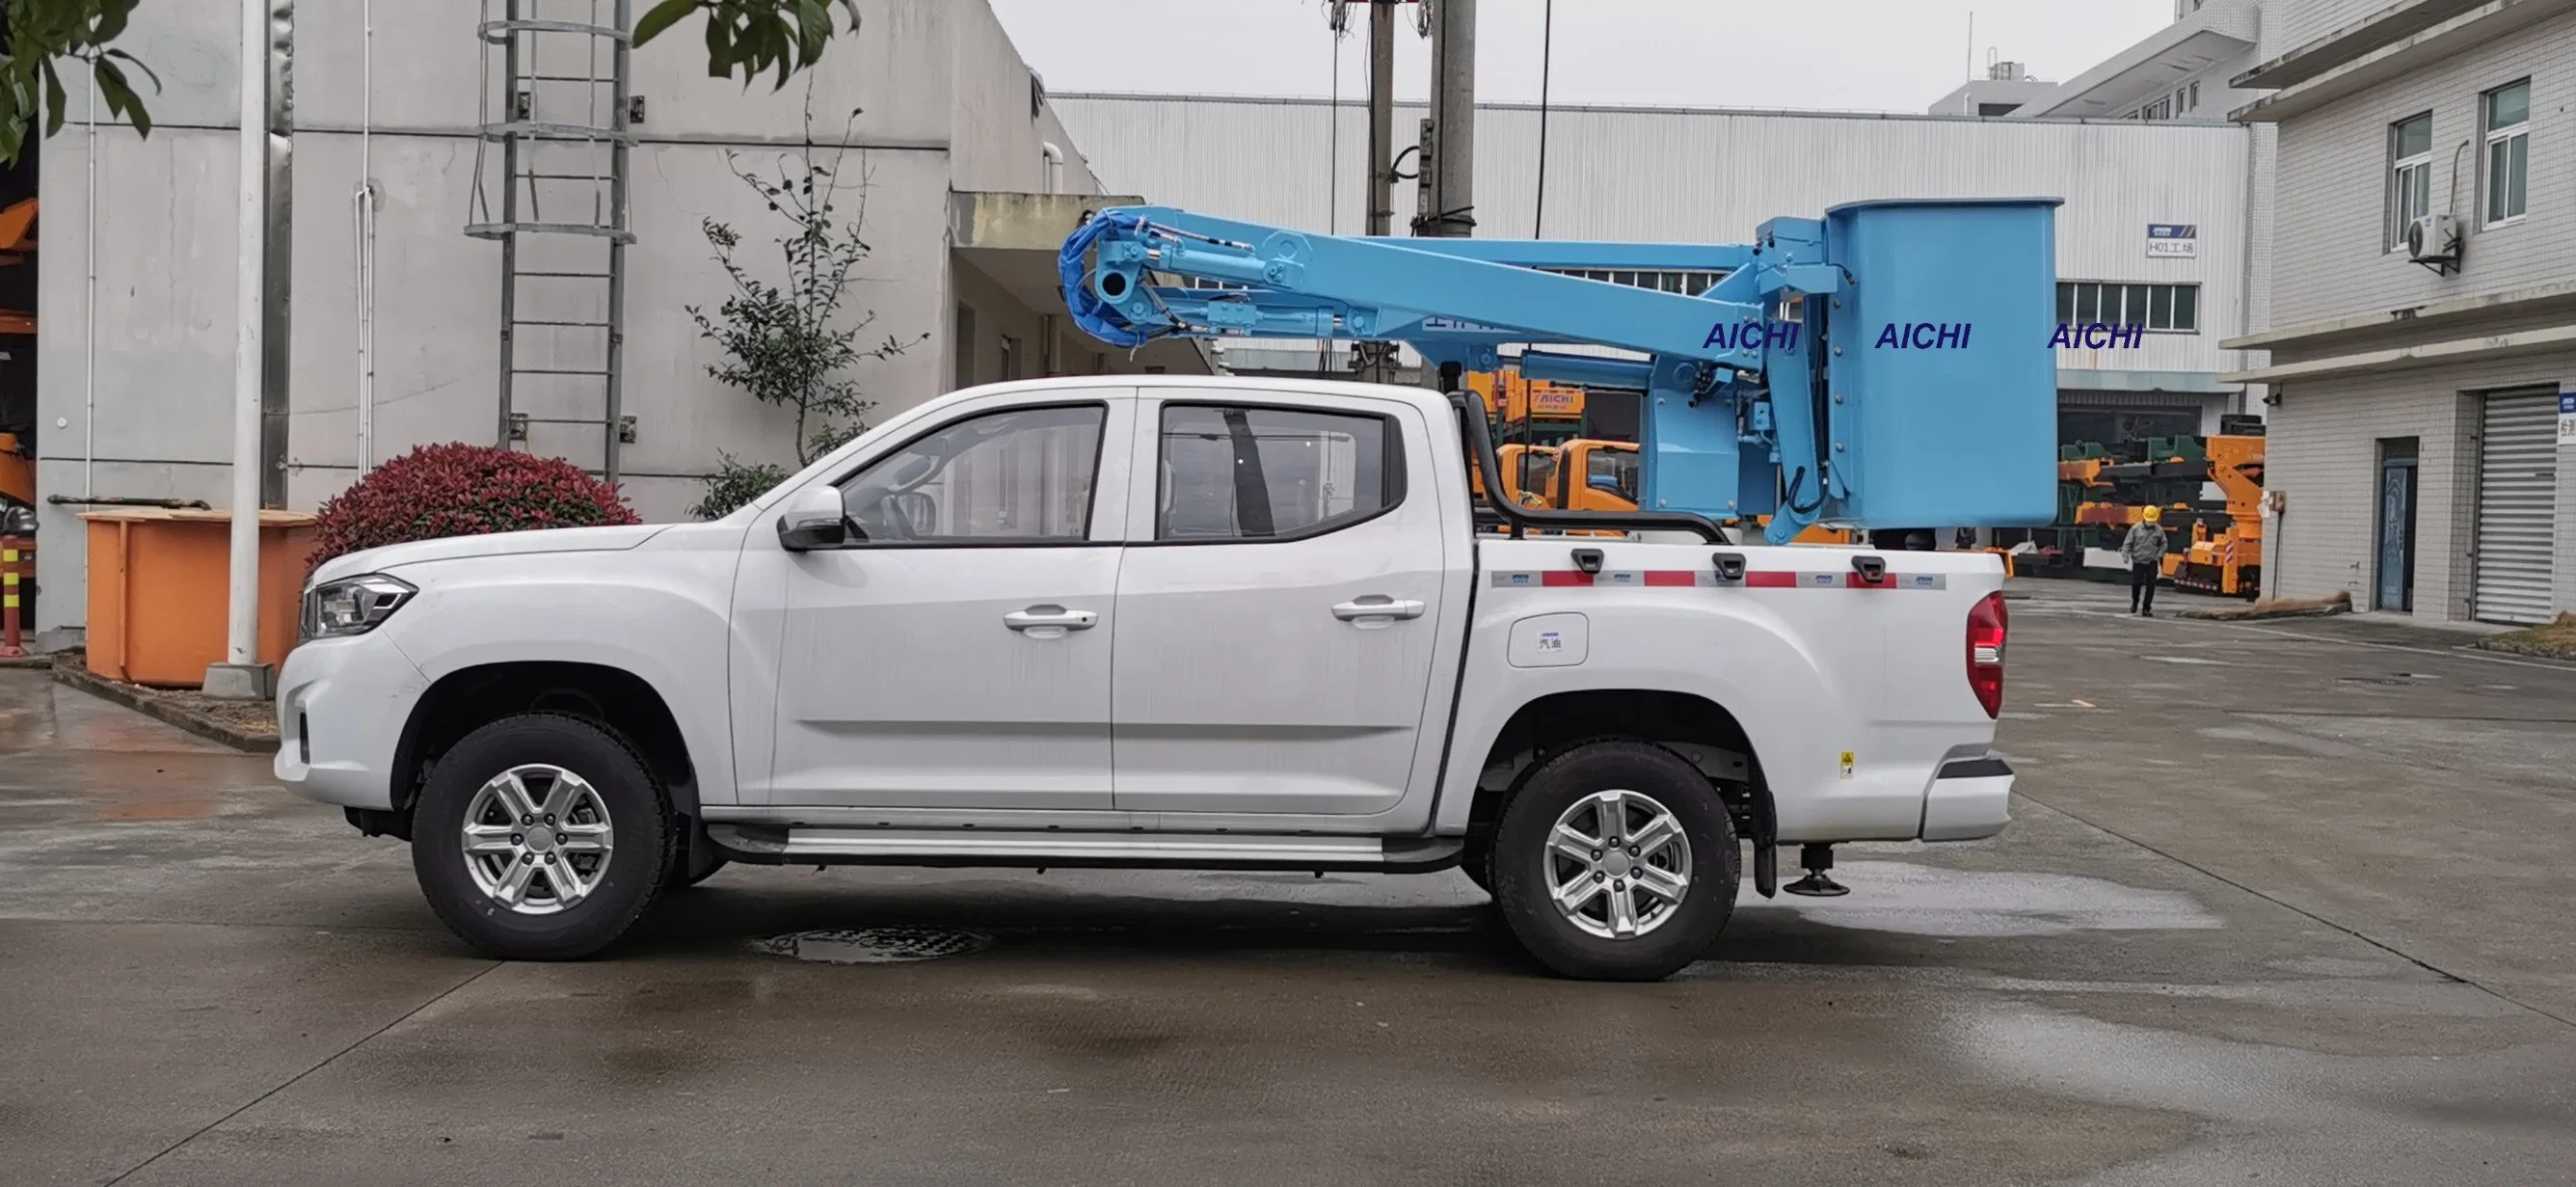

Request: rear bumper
left=1919, top=757, right=2013, bottom=842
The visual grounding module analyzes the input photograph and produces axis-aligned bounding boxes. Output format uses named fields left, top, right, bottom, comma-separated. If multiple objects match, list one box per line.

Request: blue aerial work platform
left=1059, top=199, right=2061, bottom=545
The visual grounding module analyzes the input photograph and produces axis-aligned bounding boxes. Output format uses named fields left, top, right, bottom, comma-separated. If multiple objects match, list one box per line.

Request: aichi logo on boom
left=1701, top=320, right=1804, bottom=352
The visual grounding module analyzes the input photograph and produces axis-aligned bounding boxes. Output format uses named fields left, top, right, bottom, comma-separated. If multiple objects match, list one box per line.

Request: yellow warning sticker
left=1838, top=751, right=1856, bottom=780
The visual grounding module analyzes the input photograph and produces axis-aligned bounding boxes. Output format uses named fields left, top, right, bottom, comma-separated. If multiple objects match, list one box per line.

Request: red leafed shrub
left=309, top=444, right=639, bottom=572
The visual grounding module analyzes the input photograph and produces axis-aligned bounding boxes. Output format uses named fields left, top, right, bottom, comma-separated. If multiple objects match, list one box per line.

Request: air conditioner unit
left=2406, top=213, right=2461, bottom=268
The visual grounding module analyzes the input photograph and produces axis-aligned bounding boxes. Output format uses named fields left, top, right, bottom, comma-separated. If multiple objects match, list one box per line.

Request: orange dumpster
left=81, top=509, right=316, bottom=688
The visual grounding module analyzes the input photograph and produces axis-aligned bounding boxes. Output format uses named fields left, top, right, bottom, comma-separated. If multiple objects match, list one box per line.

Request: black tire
left=411, top=713, right=675, bottom=960
left=1460, top=833, right=1494, bottom=897
left=1489, top=740, right=1739, bottom=981
left=1462, top=839, right=1504, bottom=890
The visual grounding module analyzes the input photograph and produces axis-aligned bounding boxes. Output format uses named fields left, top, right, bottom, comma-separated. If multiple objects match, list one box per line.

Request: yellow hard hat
left=2142, top=505, right=2163, bottom=524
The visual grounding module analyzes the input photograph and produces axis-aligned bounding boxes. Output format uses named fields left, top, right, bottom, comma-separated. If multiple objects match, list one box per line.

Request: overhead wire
left=1534, top=0, right=1553, bottom=237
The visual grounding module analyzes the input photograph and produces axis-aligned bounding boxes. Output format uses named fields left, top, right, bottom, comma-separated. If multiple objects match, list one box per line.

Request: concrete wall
left=2267, top=0, right=2410, bottom=54
left=2263, top=348, right=2575, bottom=621
left=2249, top=9, right=2574, bottom=623
left=2263, top=370, right=2474, bottom=617
left=950, top=0, right=1104, bottom=197
left=2268, top=13, right=2576, bottom=327
left=29, top=0, right=1093, bottom=639
left=1057, top=94, right=2257, bottom=380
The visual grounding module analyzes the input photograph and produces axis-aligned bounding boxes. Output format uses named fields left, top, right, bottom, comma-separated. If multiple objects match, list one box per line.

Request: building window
left=2056, top=282, right=2199, bottom=334
left=999, top=335, right=1023, bottom=382
left=2133, top=95, right=2173, bottom=121
left=2388, top=112, right=2433, bottom=251
left=2187, top=81, right=2200, bottom=111
left=2483, top=80, right=2531, bottom=227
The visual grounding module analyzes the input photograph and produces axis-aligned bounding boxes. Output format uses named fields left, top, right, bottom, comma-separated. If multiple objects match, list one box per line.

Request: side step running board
left=706, top=824, right=1463, bottom=873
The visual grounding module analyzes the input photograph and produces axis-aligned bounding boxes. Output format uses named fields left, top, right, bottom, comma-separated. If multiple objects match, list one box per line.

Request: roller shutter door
left=2473, top=390, right=2558, bottom=625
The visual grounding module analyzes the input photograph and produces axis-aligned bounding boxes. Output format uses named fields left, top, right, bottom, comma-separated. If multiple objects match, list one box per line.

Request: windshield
left=1589, top=447, right=1640, bottom=505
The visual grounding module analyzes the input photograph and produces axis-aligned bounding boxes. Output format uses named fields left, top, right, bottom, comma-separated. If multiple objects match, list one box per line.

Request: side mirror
left=775, top=485, right=853, bottom=552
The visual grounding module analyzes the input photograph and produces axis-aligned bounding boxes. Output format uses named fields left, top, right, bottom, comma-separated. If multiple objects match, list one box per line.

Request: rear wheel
left=1490, top=740, right=1738, bottom=981
left=411, top=713, right=674, bottom=959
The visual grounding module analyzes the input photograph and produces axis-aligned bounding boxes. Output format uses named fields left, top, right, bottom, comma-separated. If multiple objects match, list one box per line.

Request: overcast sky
left=988, top=0, right=2175, bottom=113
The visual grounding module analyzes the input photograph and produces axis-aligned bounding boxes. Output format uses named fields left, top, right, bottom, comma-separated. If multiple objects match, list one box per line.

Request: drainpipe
left=354, top=0, right=379, bottom=472
left=83, top=78, right=96, bottom=502
left=1039, top=142, right=1064, bottom=194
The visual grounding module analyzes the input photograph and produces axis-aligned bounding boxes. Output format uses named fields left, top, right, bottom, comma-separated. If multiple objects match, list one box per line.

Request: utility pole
left=209, top=0, right=289, bottom=701
left=1365, top=0, right=1396, bottom=236
left=1355, top=0, right=1399, bottom=382
left=1418, top=0, right=1476, bottom=239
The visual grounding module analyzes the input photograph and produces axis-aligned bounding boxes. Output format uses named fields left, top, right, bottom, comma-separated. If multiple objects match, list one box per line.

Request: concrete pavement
left=4, top=585, right=2574, bottom=1185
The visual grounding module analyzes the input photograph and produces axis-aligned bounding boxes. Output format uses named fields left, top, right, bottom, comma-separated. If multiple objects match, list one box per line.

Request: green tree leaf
left=631, top=0, right=697, bottom=49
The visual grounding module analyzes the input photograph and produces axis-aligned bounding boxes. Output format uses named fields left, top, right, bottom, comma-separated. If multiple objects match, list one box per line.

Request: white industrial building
left=23, top=0, right=1205, bottom=647
left=1057, top=92, right=2265, bottom=449
left=2225, top=0, right=2576, bottom=626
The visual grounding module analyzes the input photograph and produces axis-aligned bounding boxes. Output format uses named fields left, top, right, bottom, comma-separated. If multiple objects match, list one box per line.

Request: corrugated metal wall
left=1056, top=94, right=2255, bottom=378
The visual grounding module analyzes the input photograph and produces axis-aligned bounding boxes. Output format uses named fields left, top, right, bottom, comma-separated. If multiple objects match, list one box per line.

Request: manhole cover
left=753, top=927, right=992, bottom=964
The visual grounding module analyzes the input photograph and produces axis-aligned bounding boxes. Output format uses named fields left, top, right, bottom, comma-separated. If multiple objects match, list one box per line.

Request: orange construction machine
left=0, top=196, right=34, bottom=512
left=2058, top=433, right=2265, bottom=597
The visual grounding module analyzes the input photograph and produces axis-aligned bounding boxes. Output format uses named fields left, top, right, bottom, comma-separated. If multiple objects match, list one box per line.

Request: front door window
left=839, top=405, right=1104, bottom=542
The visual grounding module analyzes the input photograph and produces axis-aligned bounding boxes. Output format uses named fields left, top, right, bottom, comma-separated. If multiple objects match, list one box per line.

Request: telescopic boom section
left=1060, top=200, right=2064, bottom=543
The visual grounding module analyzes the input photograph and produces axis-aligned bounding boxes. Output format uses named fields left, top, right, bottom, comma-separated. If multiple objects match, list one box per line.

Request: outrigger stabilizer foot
left=1783, top=843, right=1850, bottom=898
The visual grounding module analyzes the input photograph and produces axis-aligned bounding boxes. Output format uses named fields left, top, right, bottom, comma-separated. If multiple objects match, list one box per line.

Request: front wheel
left=1490, top=740, right=1739, bottom=981
left=411, top=713, right=675, bottom=960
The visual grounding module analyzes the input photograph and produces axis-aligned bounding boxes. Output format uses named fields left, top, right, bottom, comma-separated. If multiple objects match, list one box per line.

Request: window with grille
left=2483, top=81, right=2530, bottom=227
left=2055, top=283, right=2199, bottom=334
left=2389, top=112, right=2433, bottom=250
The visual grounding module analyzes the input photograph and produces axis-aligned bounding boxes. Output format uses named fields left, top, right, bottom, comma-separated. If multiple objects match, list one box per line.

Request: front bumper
left=1919, top=757, right=2014, bottom=842
left=273, top=630, right=428, bottom=810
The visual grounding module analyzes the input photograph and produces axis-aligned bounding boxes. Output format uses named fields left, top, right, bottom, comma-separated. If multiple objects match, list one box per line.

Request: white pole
left=222, top=0, right=268, bottom=679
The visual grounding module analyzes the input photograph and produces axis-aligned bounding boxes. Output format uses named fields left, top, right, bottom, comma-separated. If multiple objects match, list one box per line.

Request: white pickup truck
left=278, top=376, right=2014, bottom=981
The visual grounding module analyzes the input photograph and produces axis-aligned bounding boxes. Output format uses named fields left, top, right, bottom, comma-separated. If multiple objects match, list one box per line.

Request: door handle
left=1332, top=596, right=1427, bottom=623
left=1004, top=607, right=1099, bottom=636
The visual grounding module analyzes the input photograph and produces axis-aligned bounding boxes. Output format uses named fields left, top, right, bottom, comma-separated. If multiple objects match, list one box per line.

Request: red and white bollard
left=0, top=536, right=28, bottom=658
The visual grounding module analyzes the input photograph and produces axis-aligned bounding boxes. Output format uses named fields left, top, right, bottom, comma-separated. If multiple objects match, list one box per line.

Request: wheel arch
left=379, top=661, right=699, bottom=835
left=1458, top=688, right=1775, bottom=859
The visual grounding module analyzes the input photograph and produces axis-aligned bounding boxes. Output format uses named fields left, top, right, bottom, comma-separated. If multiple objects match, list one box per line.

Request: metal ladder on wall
left=467, top=0, right=636, bottom=483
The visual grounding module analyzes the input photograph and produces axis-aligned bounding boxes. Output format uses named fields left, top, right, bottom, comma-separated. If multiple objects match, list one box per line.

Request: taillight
left=1966, top=591, right=2007, bottom=718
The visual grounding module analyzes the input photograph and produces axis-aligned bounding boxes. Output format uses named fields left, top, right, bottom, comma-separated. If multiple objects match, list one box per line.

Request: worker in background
left=2124, top=506, right=2168, bottom=616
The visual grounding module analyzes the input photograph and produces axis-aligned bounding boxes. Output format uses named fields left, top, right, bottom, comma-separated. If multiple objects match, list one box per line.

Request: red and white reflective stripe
left=1488, top=570, right=1950, bottom=590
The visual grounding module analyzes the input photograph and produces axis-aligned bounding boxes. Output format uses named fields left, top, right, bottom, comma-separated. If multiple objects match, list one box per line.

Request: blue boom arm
left=1060, top=200, right=2061, bottom=543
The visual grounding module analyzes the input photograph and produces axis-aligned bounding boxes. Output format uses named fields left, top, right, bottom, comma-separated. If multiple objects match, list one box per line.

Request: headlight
left=301, top=574, right=416, bottom=641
